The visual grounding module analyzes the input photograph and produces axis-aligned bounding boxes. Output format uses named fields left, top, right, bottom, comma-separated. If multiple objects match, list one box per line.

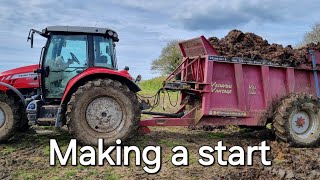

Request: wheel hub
left=295, top=117, right=305, bottom=127
left=86, top=97, right=123, bottom=133
left=0, top=107, right=5, bottom=128
left=291, top=111, right=311, bottom=134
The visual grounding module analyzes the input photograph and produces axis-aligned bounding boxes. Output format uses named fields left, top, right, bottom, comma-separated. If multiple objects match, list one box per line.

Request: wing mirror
left=27, top=29, right=48, bottom=48
left=135, top=75, right=142, bottom=83
left=27, top=31, right=34, bottom=48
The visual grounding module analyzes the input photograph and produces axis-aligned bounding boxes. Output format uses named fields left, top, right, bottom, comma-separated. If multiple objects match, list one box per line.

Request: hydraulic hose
left=0, top=82, right=25, bottom=106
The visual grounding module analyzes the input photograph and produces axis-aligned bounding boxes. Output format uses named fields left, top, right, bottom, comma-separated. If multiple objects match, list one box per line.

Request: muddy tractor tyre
left=17, top=104, right=29, bottom=132
left=17, top=116, right=29, bottom=132
left=0, top=93, right=20, bottom=142
left=273, top=93, right=320, bottom=147
left=66, top=79, right=141, bottom=146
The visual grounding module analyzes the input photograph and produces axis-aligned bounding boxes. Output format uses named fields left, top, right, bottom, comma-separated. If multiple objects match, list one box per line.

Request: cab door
left=43, top=35, right=88, bottom=99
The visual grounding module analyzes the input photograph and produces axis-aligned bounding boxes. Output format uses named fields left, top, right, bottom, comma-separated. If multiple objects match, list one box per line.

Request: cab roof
left=43, top=26, right=119, bottom=41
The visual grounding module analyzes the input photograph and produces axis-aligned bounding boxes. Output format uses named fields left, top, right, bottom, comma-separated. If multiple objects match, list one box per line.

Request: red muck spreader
left=140, top=36, right=320, bottom=147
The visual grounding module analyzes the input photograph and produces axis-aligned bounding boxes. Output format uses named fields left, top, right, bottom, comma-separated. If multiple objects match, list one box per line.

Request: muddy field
left=0, top=126, right=319, bottom=180
left=208, top=29, right=320, bottom=66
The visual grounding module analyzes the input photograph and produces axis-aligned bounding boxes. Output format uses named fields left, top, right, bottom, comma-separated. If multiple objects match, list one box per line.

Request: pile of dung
left=208, top=29, right=320, bottom=66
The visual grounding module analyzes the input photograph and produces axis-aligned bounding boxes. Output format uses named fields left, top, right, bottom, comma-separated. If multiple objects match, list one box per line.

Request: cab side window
left=93, top=36, right=113, bottom=69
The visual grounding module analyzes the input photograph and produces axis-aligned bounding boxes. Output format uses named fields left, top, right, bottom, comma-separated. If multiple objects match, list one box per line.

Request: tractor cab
left=28, top=26, right=120, bottom=99
left=0, top=26, right=141, bottom=145
left=19, top=26, right=140, bottom=134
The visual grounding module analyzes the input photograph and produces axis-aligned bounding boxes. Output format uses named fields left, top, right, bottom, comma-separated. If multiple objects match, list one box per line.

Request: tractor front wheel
left=273, top=93, right=320, bottom=147
left=66, top=79, right=141, bottom=146
left=17, top=104, right=29, bottom=132
left=0, top=93, right=20, bottom=142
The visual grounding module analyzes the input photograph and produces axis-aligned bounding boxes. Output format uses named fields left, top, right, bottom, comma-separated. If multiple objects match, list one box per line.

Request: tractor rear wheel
left=66, top=79, right=141, bottom=146
left=273, top=93, right=320, bottom=147
left=0, top=93, right=20, bottom=142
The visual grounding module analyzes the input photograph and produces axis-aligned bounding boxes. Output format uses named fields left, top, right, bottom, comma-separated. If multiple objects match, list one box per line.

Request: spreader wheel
left=273, top=93, right=320, bottom=147
left=0, top=93, right=20, bottom=142
left=66, top=79, right=141, bottom=146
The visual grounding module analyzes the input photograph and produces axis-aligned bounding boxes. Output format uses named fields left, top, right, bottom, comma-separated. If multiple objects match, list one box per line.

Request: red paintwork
left=0, top=64, right=39, bottom=91
left=138, top=126, right=151, bottom=134
left=296, top=117, right=305, bottom=127
left=0, top=63, right=134, bottom=104
left=61, top=67, right=134, bottom=103
left=179, top=36, right=219, bottom=57
left=140, top=36, right=320, bottom=127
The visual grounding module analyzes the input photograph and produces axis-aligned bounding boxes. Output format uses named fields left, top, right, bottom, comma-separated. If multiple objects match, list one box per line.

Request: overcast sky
left=0, top=0, right=319, bottom=79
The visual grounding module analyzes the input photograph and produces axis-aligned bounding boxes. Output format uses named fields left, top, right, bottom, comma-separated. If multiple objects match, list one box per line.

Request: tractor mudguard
left=61, top=67, right=140, bottom=105
left=0, top=82, right=25, bottom=106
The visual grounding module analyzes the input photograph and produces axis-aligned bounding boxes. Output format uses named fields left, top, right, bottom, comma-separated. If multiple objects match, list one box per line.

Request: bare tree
left=303, top=23, right=320, bottom=45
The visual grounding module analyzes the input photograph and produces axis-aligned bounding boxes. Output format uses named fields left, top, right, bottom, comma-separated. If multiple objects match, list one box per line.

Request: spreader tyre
left=66, top=79, right=141, bottom=146
left=0, top=93, right=20, bottom=142
left=273, top=93, right=320, bottom=147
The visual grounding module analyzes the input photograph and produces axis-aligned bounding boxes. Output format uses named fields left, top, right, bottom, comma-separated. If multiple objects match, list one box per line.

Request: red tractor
left=0, top=26, right=141, bottom=145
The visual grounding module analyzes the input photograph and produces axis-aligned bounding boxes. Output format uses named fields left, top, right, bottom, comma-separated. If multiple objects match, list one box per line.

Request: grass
left=159, top=139, right=185, bottom=148
left=0, top=145, right=17, bottom=155
left=138, top=76, right=180, bottom=117
left=198, top=132, right=226, bottom=139
left=138, top=76, right=166, bottom=95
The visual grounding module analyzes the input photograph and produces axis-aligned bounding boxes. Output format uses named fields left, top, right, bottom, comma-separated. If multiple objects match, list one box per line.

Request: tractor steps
left=37, top=118, right=56, bottom=125
left=37, top=105, right=59, bottom=126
